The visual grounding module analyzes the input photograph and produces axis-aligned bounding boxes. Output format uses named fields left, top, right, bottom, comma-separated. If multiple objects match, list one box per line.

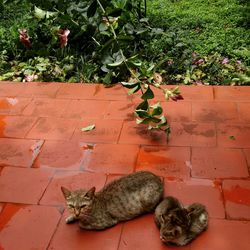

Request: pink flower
left=18, top=29, right=31, bottom=48
left=24, top=74, right=38, bottom=82
left=236, top=60, right=241, bottom=64
left=58, top=29, right=70, bottom=48
left=221, top=58, right=229, bottom=65
left=194, top=58, right=204, bottom=65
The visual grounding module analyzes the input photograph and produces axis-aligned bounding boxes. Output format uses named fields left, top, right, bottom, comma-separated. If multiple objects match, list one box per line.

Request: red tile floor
left=0, top=82, right=250, bottom=250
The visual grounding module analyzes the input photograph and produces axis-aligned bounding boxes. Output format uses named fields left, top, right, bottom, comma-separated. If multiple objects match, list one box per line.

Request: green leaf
left=99, top=22, right=108, bottom=32
left=103, top=72, right=112, bottom=84
left=130, top=61, right=142, bottom=67
left=150, top=117, right=162, bottom=123
left=121, top=82, right=140, bottom=89
left=136, top=100, right=149, bottom=110
left=108, top=59, right=124, bottom=67
left=128, top=85, right=140, bottom=95
left=81, top=124, right=95, bottom=132
left=34, top=6, right=46, bottom=19
left=151, top=102, right=163, bottom=116
left=141, top=86, right=154, bottom=100
left=107, top=8, right=122, bottom=17
left=87, top=0, right=97, bottom=18
left=34, top=6, right=57, bottom=19
left=137, top=117, right=153, bottom=124
left=46, top=10, right=57, bottom=19
left=135, top=109, right=150, bottom=119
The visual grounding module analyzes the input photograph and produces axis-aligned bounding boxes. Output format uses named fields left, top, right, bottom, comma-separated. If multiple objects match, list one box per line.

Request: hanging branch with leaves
left=87, top=0, right=183, bottom=141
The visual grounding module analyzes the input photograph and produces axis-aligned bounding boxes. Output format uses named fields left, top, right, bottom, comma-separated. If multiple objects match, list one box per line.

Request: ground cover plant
left=0, top=0, right=249, bottom=137
left=0, top=0, right=249, bottom=85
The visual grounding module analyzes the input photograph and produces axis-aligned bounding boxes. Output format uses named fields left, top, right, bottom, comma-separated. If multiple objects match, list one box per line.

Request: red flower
left=58, top=29, right=70, bottom=48
left=170, top=94, right=184, bottom=102
left=18, top=29, right=31, bottom=48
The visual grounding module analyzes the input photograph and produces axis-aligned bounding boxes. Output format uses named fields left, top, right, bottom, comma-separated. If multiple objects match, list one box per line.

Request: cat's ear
left=61, top=186, right=71, bottom=199
left=160, top=214, right=166, bottom=223
left=86, top=187, right=96, bottom=198
left=185, top=206, right=195, bottom=214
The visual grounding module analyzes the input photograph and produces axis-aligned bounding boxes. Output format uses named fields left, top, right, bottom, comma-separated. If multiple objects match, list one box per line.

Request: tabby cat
left=61, top=171, right=163, bottom=230
left=155, top=196, right=208, bottom=246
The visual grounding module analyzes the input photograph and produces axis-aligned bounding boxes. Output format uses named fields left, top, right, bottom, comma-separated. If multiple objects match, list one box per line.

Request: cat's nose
left=75, top=210, right=80, bottom=216
left=160, top=235, right=166, bottom=242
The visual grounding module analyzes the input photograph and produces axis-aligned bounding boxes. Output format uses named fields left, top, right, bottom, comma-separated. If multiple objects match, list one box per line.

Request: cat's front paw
left=65, top=215, right=77, bottom=224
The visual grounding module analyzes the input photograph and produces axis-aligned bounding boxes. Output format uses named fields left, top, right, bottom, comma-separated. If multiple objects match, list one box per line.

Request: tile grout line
left=116, top=120, right=125, bottom=144
left=116, top=223, right=125, bottom=250
left=219, top=179, right=227, bottom=220
left=45, top=208, right=65, bottom=250
left=241, top=148, right=250, bottom=176
left=132, top=144, right=142, bottom=173
left=189, top=146, right=193, bottom=178
left=38, top=169, right=57, bottom=205
left=23, top=116, right=41, bottom=139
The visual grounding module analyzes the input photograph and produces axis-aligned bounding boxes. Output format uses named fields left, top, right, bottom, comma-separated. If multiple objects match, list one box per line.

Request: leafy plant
left=0, top=56, right=76, bottom=82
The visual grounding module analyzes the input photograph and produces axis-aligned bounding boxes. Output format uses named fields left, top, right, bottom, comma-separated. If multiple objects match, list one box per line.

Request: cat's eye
left=173, top=229, right=180, bottom=237
left=80, top=205, right=86, bottom=209
left=68, top=204, right=74, bottom=208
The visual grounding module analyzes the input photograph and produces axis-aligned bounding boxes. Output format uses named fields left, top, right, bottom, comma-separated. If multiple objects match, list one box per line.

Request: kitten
left=61, top=171, right=164, bottom=230
left=155, top=196, right=208, bottom=246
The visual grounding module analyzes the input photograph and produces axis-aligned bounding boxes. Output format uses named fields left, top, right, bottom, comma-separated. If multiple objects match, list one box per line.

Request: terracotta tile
left=191, top=148, right=249, bottom=178
left=0, top=167, right=54, bottom=204
left=164, top=179, right=225, bottom=218
left=73, top=119, right=123, bottom=143
left=217, top=124, right=250, bottom=147
left=57, top=83, right=128, bottom=100
left=0, top=138, right=44, bottom=167
left=105, top=174, right=125, bottom=185
left=0, top=202, right=5, bottom=214
left=214, top=86, right=250, bottom=101
left=34, top=141, right=91, bottom=170
left=223, top=180, right=250, bottom=220
left=85, top=144, right=139, bottom=174
left=136, top=146, right=190, bottom=179
left=56, top=83, right=97, bottom=99
left=48, top=210, right=122, bottom=250
left=19, top=82, right=62, bottom=98
left=89, top=84, right=129, bottom=101
left=62, top=100, right=109, bottom=119
left=191, top=219, right=250, bottom=250
left=177, top=85, right=214, bottom=101
left=153, top=85, right=213, bottom=101
left=23, top=98, right=70, bottom=117
left=0, top=204, right=61, bottom=250
left=0, top=82, right=24, bottom=97
left=162, top=101, right=192, bottom=122
left=119, top=214, right=190, bottom=250
left=243, top=149, right=250, bottom=166
left=119, top=121, right=168, bottom=145
left=26, top=117, right=78, bottom=140
left=192, top=102, right=239, bottom=122
left=0, top=115, right=37, bottom=138
left=238, top=102, right=250, bottom=122
left=104, top=100, right=135, bottom=120
left=0, top=97, right=31, bottom=115
left=168, top=122, right=216, bottom=147
left=40, top=171, right=106, bottom=206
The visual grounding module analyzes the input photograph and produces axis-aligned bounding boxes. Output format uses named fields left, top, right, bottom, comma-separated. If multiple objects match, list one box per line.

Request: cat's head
left=159, top=208, right=190, bottom=244
left=61, top=186, right=96, bottom=219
